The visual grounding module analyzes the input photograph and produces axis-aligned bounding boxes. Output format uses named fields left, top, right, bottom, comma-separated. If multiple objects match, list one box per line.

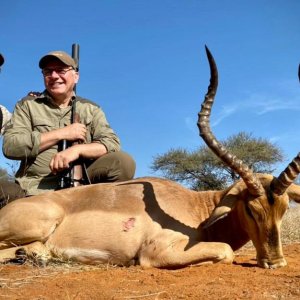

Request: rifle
left=58, top=44, right=90, bottom=189
left=0, top=54, right=4, bottom=133
left=0, top=107, right=2, bottom=134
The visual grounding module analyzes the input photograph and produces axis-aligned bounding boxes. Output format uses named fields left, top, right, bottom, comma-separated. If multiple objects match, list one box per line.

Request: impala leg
left=0, top=241, right=51, bottom=265
left=0, top=199, right=64, bottom=250
left=0, top=246, right=22, bottom=263
left=139, top=238, right=234, bottom=268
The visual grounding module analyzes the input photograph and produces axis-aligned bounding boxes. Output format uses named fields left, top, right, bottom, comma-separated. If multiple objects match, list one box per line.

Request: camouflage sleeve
left=2, top=98, right=40, bottom=159
left=91, top=106, right=121, bottom=153
left=0, top=105, right=12, bottom=135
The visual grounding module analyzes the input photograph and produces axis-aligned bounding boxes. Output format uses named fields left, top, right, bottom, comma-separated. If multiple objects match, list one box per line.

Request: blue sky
left=0, top=0, right=299, bottom=178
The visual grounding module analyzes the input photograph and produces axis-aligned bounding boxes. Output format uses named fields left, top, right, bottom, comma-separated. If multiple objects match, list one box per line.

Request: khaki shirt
left=3, top=92, right=120, bottom=195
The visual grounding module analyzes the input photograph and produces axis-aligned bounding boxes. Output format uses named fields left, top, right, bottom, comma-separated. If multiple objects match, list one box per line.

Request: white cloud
left=211, top=105, right=238, bottom=126
left=244, top=94, right=300, bottom=115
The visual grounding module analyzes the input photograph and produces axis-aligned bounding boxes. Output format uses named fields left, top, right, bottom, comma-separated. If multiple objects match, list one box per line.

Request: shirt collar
left=42, top=90, right=76, bottom=107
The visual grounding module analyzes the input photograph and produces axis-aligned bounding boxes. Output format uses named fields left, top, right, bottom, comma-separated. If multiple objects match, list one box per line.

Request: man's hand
left=50, top=142, right=108, bottom=175
left=50, top=146, right=80, bottom=174
left=62, top=123, right=87, bottom=143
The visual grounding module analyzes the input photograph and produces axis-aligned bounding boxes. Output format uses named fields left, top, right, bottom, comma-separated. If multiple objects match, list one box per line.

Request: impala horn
left=271, top=65, right=300, bottom=195
left=271, top=154, right=300, bottom=195
left=197, top=46, right=264, bottom=196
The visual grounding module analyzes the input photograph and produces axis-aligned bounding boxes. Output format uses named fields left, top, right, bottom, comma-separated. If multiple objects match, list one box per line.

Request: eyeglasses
left=42, top=67, right=74, bottom=77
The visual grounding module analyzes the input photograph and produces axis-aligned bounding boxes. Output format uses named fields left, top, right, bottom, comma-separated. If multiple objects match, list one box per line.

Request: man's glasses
left=42, top=67, right=74, bottom=77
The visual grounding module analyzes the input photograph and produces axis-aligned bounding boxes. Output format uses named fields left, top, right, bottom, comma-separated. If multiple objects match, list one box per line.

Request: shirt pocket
left=32, top=117, right=57, bottom=133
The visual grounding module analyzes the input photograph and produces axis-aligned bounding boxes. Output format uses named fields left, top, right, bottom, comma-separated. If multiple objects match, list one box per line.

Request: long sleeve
left=3, top=97, right=41, bottom=160
left=90, top=104, right=121, bottom=153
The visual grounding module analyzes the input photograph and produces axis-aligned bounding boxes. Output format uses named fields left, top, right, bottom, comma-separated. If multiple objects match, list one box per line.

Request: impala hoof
left=258, top=257, right=287, bottom=269
left=8, top=248, right=27, bottom=265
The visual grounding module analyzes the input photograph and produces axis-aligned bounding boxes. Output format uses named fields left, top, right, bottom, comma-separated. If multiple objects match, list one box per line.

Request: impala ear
left=203, top=192, right=239, bottom=229
left=286, top=183, right=300, bottom=203
left=202, top=206, right=231, bottom=229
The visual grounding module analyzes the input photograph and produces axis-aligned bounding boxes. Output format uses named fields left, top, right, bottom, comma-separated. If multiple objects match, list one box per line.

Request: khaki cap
left=39, top=51, right=77, bottom=69
left=0, top=53, right=4, bottom=67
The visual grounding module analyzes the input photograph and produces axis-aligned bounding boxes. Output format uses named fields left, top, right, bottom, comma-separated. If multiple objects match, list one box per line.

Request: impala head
left=236, top=174, right=289, bottom=268
left=198, top=46, right=300, bottom=268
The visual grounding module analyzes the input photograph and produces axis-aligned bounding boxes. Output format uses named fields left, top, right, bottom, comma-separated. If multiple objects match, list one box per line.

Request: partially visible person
left=0, top=53, right=3, bottom=69
left=0, top=105, right=11, bottom=135
left=0, top=53, right=26, bottom=207
left=3, top=50, right=136, bottom=196
left=0, top=53, right=12, bottom=134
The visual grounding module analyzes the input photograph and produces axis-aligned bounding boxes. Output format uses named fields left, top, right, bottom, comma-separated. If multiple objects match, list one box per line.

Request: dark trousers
left=87, top=151, right=136, bottom=183
left=0, top=151, right=136, bottom=208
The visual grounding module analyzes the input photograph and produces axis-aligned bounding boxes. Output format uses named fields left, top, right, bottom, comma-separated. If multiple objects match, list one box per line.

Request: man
left=0, top=53, right=26, bottom=207
left=3, top=50, right=136, bottom=196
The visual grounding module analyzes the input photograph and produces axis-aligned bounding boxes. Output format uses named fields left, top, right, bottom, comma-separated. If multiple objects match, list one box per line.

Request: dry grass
left=0, top=259, right=119, bottom=290
left=281, top=202, right=300, bottom=244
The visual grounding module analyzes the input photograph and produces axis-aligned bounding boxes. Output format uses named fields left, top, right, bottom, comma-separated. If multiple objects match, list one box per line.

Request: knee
left=88, top=151, right=136, bottom=183
left=218, top=243, right=235, bottom=264
left=113, top=151, right=136, bottom=181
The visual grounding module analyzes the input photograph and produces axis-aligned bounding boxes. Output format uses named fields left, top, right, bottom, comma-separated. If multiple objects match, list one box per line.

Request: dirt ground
left=0, top=244, right=299, bottom=300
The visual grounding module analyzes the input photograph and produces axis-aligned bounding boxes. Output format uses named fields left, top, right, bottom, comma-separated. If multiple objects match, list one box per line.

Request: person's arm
left=91, top=105, right=121, bottom=153
left=49, top=103, right=120, bottom=174
left=2, top=99, right=38, bottom=160
left=39, top=123, right=87, bottom=152
left=0, top=105, right=12, bottom=135
left=49, top=142, right=107, bottom=174
left=48, top=104, right=120, bottom=174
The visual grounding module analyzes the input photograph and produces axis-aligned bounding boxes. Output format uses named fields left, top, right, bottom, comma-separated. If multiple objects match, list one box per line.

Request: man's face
left=42, top=59, right=79, bottom=101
